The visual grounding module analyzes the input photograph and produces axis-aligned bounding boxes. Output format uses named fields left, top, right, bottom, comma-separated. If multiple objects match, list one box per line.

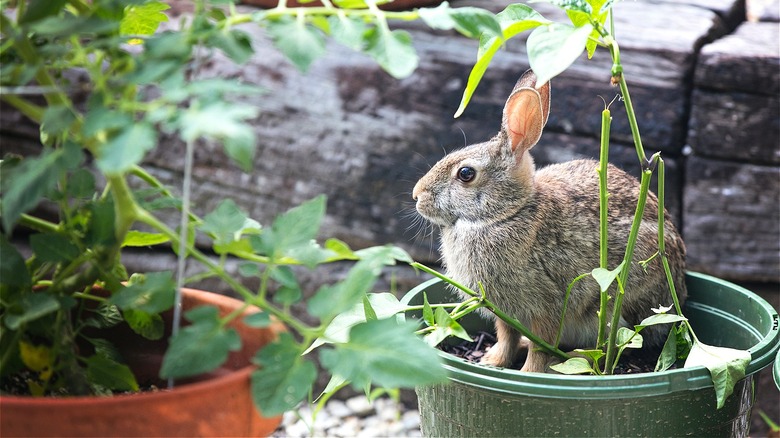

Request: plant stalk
left=603, top=169, right=652, bottom=373
left=412, top=262, right=569, bottom=360
left=596, top=108, right=611, bottom=349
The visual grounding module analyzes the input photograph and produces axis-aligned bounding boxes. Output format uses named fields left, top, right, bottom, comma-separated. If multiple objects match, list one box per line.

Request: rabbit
left=412, top=69, right=687, bottom=373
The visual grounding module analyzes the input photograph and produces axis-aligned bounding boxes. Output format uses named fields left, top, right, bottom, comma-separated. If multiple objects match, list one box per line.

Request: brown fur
left=412, top=70, right=687, bottom=372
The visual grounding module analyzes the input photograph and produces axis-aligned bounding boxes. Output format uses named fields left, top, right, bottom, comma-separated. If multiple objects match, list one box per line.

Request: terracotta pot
left=240, top=0, right=443, bottom=11
left=0, top=288, right=286, bottom=437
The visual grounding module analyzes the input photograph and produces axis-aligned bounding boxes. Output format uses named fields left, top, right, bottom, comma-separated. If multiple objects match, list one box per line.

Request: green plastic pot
left=403, top=272, right=780, bottom=437
left=774, top=348, right=780, bottom=391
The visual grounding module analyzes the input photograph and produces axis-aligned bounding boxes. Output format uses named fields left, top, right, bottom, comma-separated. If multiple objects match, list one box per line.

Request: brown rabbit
left=412, top=70, right=687, bottom=373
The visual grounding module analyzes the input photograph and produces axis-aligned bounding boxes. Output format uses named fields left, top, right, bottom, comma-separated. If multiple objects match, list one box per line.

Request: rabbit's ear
left=502, top=69, right=551, bottom=154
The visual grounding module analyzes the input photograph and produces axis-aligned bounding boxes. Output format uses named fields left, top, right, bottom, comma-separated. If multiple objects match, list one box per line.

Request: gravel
left=271, top=396, right=422, bottom=437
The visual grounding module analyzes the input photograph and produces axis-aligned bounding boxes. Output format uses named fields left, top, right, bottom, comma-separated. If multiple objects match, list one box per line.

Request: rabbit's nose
left=412, top=182, right=423, bottom=201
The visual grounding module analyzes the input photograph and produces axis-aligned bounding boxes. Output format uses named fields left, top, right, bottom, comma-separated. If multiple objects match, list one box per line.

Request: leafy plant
left=409, top=0, right=751, bottom=410
left=0, top=0, right=502, bottom=417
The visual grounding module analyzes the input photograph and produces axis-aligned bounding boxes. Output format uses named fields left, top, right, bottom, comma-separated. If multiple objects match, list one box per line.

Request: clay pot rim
left=1, top=287, right=278, bottom=407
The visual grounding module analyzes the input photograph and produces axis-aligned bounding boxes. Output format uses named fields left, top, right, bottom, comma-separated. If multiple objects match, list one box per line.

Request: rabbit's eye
left=457, top=166, right=476, bottom=183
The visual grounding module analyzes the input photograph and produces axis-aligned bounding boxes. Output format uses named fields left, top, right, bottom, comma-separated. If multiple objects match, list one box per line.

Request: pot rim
left=403, top=271, right=780, bottom=399
left=0, top=287, right=280, bottom=406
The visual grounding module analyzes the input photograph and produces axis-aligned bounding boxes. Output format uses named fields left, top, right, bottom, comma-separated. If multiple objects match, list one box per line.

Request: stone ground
left=271, top=396, right=421, bottom=437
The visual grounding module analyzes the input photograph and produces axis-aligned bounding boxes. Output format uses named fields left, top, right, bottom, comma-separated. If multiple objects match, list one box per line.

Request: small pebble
left=271, top=396, right=421, bottom=437
left=345, top=395, right=375, bottom=417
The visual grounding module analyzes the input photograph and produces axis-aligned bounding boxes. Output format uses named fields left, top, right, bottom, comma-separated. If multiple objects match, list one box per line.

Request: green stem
left=596, top=108, right=611, bottom=349
left=598, top=109, right=611, bottom=269
left=616, top=68, right=647, bottom=165
left=239, top=5, right=419, bottom=26
left=410, top=262, right=478, bottom=298
left=134, top=208, right=312, bottom=335
left=0, top=94, right=45, bottom=123
left=18, top=214, right=60, bottom=233
left=105, top=174, right=141, bottom=245
left=411, top=263, right=569, bottom=360
left=603, top=169, right=652, bottom=373
left=557, top=272, right=590, bottom=348
left=483, top=299, right=569, bottom=361
left=11, top=31, right=69, bottom=108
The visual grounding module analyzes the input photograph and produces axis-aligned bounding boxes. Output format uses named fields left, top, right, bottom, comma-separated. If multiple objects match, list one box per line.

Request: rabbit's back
left=441, top=158, right=687, bottom=350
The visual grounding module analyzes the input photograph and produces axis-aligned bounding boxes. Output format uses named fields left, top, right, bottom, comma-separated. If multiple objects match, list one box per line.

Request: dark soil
left=1, top=369, right=163, bottom=397
left=441, top=331, right=674, bottom=374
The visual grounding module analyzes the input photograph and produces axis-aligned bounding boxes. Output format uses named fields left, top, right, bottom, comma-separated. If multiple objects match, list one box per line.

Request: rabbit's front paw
left=480, top=342, right=515, bottom=368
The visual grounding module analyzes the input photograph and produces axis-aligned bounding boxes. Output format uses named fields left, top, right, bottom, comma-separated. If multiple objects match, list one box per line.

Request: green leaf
left=454, top=4, right=549, bottom=117
left=178, top=102, right=258, bottom=171
left=41, top=105, right=76, bottom=138
left=5, top=293, right=61, bottom=330
left=323, top=238, right=358, bottom=261
left=363, top=27, right=418, bottom=79
left=258, top=195, right=326, bottom=260
left=159, top=306, right=242, bottom=379
left=655, top=325, right=679, bottom=372
left=200, top=199, right=261, bottom=252
left=635, top=313, right=687, bottom=331
left=96, top=122, right=157, bottom=174
left=332, top=0, right=383, bottom=7
left=546, top=0, right=593, bottom=14
left=573, top=348, right=605, bottom=363
left=419, top=4, right=502, bottom=40
left=592, top=0, right=616, bottom=15
left=684, top=341, right=751, bottom=409
left=29, top=232, right=80, bottom=263
left=424, top=307, right=471, bottom=347
left=1, top=142, right=82, bottom=231
left=269, top=266, right=302, bottom=305
left=328, top=16, right=368, bottom=51
left=120, top=2, right=170, bottom=40
left=66, top=169, right=96, bottom=199
left=109, top=271, right=175, bottom=314
left=590, top=261, right=625, bottom=293
left=284, top=240, right=334, bottom=268
left=84, top=200, right=117, bottom=246
left=29, top=16, right=118, bottom=38
left=123, top=309, right=165, bottom=340
left=267, top=17, right=326, bottom=73
left=527, top=22, right=593, bottom=86
left=362, top=296, right=378, bottom=321
left=319, top=318, right=447, bottom=389
left=422, top=293, right=434, bottom=326
left=122, top=230, right=170, bottom=247
left=83, top=303, right=124, bottom=329
left=251, top=334, right=317, bottom=417
left=354, top=244, right=414, bottom=266
left=83, top=106, right=134, bottom=139
left=273, top=286, right=302, bottom=306
left=307, top=259, right=380, bottom=321
left=238, top=262, right=262, bottom=278
left=87, top=338, right=123, bottom=363
left=0, top=237, right=31, bottom=289
left=550, top=357, right=595, bottom=375
left=418, top=2, right=456, bottom=29
left=223, top=128, right=257, bottom=172
left=208, top=29, right=254, bottom=64
left=19, top=0, right=67, bottom=24
left=449, top=7, right=503, bottom=40
left=305, top=293, right=405, bottom=353
left=243, top=311, right=271, bottom=328
left=616, top=327, right=642, bottom=349
left=85, top=355, right=140, bottom=392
